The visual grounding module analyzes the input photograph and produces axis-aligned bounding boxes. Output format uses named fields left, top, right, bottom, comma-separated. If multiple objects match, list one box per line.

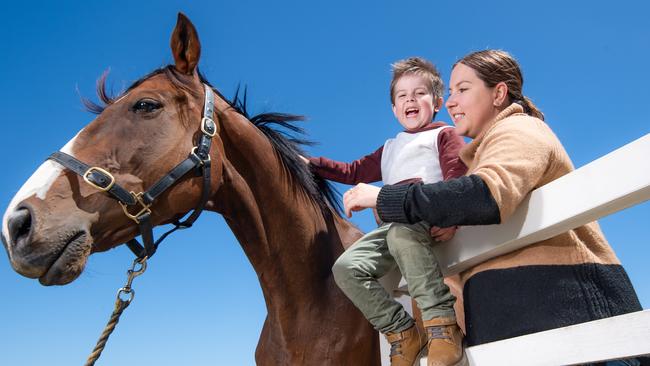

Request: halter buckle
left=119, top=192, right=152, bottom=224
left=83, top=167, right=115, bottom=192
left=201, top=117, right=217, bottom=137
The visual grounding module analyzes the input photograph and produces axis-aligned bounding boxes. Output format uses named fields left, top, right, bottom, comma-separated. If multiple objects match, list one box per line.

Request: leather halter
left=48, top=84, right=217, bottom=260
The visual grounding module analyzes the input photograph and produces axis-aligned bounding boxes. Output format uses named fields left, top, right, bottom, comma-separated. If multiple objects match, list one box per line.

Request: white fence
left=379, top=134, right=650, bottom=365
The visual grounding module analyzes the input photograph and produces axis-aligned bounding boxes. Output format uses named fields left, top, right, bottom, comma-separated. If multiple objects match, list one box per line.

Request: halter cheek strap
left=48, top=84, right=217, bottom=260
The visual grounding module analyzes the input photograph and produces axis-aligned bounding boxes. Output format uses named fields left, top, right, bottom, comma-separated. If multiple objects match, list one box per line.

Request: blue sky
left=1, top=1, right=649, bottom=365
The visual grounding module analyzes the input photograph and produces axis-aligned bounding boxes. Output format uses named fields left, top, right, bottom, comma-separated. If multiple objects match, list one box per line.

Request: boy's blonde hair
left=390, top=57, right=444, bottom=104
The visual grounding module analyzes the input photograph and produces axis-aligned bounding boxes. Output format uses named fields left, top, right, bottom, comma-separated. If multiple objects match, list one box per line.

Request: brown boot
left=385, top=324, right=427, bottom=366
left=423, top=317, right=467, bottom=366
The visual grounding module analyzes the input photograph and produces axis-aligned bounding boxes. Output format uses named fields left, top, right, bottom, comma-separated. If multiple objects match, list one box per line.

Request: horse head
left=2, top=14, right=226, bottom=285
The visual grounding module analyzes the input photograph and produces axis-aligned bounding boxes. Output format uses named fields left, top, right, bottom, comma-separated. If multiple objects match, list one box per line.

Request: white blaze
left=2, top=130, right=83, bottom=248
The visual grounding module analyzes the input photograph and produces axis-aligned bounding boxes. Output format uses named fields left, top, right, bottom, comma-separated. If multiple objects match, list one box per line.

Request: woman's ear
left=493, top=82, right=509, bottom=107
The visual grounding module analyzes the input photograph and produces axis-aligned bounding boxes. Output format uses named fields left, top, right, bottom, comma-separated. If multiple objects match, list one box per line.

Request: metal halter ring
left=83, top=167, right=115, bottom=192
left=191, top=146, right=211, bottom=166
left=119, top=192, right=152, bottom=224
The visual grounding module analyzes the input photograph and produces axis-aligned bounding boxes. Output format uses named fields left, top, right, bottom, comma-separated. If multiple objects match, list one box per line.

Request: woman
left=344, top=50, right=643, bottom=365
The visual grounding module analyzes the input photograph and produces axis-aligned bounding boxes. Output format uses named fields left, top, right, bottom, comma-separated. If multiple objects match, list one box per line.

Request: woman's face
left=446, top=63, right=501, bottom=138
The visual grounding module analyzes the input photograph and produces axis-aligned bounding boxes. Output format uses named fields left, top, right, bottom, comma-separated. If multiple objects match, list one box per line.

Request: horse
left=1, top=13, right=380, bottom=365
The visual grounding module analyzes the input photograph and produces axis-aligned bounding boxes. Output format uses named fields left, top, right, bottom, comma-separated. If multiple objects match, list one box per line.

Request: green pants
left=332, top=222, right=456, bottom=334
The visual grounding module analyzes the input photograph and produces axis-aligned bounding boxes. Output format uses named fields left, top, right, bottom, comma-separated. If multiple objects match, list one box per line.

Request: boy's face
left=392, top=74, right=441, bottom=131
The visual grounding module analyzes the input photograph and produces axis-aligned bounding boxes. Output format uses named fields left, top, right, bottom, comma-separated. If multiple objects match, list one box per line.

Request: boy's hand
left=299, top=155, right=310, bottom=164
left=430, top=226, right=458, bottom=243
left=343, top=183, right=380, bottom=218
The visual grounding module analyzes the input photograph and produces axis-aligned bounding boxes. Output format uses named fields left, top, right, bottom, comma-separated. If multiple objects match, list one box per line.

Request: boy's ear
left=392, top=104, right=398, bottom=118
left=434, top=96, right=443, bottom=112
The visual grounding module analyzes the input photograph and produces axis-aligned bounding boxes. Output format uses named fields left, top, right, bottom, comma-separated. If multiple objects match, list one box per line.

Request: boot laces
left=427, top=326, right=450, bottom=340
left=389, top=341, right=402, bottom=356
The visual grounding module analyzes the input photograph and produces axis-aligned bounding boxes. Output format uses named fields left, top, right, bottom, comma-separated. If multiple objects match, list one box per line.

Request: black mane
left=83, top=66, right=342, bottom=216
left=229, top=86, right=343, bottom=216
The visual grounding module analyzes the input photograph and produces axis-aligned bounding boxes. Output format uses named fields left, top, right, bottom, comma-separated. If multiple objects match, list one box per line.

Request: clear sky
left=1, top=1, right=649, bottom=365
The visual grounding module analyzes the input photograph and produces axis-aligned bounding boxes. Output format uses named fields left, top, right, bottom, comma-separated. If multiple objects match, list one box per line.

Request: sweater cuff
left=377, top=184, right=411, bottom=223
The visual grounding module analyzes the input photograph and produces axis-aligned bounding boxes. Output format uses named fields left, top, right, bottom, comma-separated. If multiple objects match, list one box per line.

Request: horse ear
left=170, top=13, right=201, bottom=75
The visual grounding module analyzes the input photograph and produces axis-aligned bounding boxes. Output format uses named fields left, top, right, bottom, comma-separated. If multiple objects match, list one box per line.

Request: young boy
left=308, top=57, right=467, bottom=366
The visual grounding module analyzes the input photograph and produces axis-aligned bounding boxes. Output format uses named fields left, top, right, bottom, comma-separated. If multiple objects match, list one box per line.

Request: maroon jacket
left=309, top=123, right=467, bottom=184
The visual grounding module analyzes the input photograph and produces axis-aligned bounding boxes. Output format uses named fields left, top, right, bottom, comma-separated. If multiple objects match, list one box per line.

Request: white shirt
left=381, top=127, right=451, bottom=185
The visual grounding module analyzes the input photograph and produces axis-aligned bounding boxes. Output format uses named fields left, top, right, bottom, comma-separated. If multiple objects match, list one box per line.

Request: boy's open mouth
left=406, top=107, right=419, bottom=117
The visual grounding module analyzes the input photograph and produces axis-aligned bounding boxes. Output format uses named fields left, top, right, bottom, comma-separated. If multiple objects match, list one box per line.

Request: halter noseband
left=48, top=84, right=217, bottom=260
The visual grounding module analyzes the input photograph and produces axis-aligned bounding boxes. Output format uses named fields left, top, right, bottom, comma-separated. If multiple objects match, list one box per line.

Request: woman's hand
left=430, top=226, right=458, bottom=242
left=343, top=183, right=380, bottom=218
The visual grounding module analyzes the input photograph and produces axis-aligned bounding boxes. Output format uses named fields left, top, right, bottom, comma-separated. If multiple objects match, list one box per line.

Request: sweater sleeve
left=437, top=127, right=468, bottom=180
left=376, top=175, right=501, bottom=227
left=309, top=146, right=383, bottom=184
left=471, top=118, right=554, bottom=221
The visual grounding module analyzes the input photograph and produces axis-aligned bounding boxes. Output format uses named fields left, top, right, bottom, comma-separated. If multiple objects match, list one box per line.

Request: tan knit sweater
left=458, top=103, right=620, bottom=281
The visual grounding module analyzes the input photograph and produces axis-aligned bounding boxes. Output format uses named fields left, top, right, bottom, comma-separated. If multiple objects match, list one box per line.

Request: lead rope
left=84, top=258, right=147, bottom=366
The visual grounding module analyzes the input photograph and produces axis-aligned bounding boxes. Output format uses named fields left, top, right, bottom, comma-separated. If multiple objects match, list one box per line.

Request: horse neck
left=210, top=104, right=341, bottom=301
left=205, top=102, right=381, bottom=365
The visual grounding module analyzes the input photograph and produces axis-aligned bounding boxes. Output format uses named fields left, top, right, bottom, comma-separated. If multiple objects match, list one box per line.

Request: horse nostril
left=8, top=208, right=33, bottom=247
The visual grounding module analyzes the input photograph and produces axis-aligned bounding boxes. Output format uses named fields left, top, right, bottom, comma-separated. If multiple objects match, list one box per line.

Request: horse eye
left=132, top=99, right=162, bottom=113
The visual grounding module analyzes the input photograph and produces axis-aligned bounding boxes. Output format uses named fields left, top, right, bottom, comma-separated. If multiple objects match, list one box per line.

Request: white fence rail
left=435, top=133, right=650, bottom=276
left=463, top=310, right=650, bottom=366
left=379, top=134, right=650, bottom=365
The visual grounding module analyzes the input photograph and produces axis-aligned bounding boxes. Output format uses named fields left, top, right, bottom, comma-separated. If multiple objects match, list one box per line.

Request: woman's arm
left=342, top=175, right=500, bottom=226
left=345, top=118, right=557, bottom=227
left=376, top=175, right=500, bottom=227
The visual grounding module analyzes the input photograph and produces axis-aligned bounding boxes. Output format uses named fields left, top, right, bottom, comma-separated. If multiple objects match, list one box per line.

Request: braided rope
left=84, top=297, right=131, bottom=366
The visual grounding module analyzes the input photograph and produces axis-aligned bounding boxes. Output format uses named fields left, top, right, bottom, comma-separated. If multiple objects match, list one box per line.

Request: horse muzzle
left=3, top=203, right=94, bottom=285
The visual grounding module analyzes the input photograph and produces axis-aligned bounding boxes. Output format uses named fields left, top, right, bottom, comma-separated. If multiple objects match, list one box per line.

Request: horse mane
left=82, top=66, right=343, bottom=216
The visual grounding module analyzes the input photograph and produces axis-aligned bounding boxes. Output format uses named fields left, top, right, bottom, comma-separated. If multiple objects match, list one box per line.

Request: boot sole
left=422, top=350, right=468, bottom=366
